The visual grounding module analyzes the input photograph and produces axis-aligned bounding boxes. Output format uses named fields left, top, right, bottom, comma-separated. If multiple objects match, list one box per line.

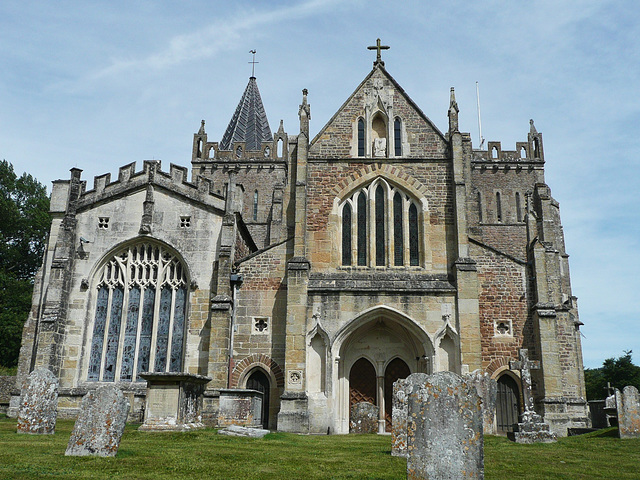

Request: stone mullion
left=385, top=187, right=393, bottom=266
left=402, top=197, right=410, bottom=266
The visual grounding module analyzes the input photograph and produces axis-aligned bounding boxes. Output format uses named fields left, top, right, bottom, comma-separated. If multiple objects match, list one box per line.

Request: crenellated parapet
left=471, top=119, right=545, bottom=166
left=62, top=161, right=226, bottom=214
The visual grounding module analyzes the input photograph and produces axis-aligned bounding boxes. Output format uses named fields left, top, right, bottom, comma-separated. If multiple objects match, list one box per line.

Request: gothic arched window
left=87, top=242, right=188, bottom=382
left=340, top=179, right=421, bottom=267
left=394, top=117, right=402, bottom=156
left=357, top=118, right=365, bottom=157
left=253, top=190, right=259, bottom=221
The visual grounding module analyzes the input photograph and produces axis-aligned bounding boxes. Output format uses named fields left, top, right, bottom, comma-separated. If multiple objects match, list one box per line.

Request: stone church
left=10, top=44, right=590, bottom=436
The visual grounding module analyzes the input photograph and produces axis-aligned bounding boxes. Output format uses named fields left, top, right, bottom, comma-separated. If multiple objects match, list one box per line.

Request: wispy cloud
left=82, top=0, right=343, bottom=83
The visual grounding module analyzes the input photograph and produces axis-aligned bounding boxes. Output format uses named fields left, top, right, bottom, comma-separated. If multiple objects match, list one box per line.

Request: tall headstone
left=466, top=370, right=498, bottom=435
left=406, top=371, right=483, bottom=480
left=16, top=367, right=58, bottom=435
left=615, top=386, right=640, bottom=439
left=65, top=385, right=130, bottom=457
left=508, top=349, right=556, bottom=443
left=392, top=373, right=430, bottom=457
left=350, top=401, right=378, bottom=434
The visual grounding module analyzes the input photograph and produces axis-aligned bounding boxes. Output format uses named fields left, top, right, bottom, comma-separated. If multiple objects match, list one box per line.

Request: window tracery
left=87, top=242, right=188, bottom=382
left=340, top=179, right=420, bottom=267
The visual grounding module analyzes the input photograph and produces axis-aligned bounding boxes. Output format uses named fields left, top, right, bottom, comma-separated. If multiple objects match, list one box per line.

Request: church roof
left=219, top=76, right=273, bottom=151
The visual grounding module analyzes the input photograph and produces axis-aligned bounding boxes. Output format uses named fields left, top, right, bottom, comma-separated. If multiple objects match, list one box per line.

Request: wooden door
left=246, top=369, right=270, bottom=429
left=384, top=358, right=411, bottom=431
left=496, top=374, right=520, bottom=433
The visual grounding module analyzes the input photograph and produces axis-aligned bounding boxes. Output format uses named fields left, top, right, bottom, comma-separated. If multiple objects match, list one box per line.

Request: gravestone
left=218, top=425, right=270, bottom=438
left=16, top=367, right=58, bottom=435
left=406, top=371, right=483, bottom=480
left=65, top=385, right=130, bottom=457
left=615, top=386, right=640, bottom=439
left=467, top=370, right=498, bottom=435
left=349, top=401, right=378, bottom=434
left=508, top=349, right=556, bottom=443
left=391, top=373, right=430, bottom=457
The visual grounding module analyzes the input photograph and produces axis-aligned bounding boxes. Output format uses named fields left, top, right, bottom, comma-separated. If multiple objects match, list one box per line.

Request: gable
left=309, top=66, right=448, bottom=159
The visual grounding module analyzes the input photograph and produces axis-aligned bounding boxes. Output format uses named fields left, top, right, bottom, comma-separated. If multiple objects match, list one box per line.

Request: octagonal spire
left=220, top=77, right=273, bottom=152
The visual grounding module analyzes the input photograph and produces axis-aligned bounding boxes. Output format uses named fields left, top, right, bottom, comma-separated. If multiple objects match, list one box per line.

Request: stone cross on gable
left=510, top=348, right=540, bottom=415
left=367, top=38, right=390, bottom=66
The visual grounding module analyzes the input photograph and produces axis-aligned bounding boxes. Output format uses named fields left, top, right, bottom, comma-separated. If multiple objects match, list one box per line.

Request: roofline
left=310, top=63, right=447, bottom=148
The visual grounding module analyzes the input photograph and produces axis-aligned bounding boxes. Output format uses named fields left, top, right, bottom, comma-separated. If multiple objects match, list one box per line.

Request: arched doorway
left=384, top=358, right=411, bottom=431
left=246, top=369, right=270, bottom=429
left=333, top=306, right=434, bottom=434
left=349, top=358, right=377, bottom=417
left=496, top=374, right=520, bottom=433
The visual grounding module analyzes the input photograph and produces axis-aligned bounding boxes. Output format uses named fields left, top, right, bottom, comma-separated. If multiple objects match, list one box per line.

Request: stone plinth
left=615, top=386, right=640, bottom=439
left=407, top=371, right=483, bottom=480
left=217, top=388, right=263, bottom=428
left=139, top=372, right=211, bottom=432
left=392, top=373, right=430, bottom=457
left=508, top=411, right=557, bottom=444
left=349, top=401, right=378, bottom=434
left=65, top=385, right=130, bottom=457
left=17, top=367, right=58, bottom=435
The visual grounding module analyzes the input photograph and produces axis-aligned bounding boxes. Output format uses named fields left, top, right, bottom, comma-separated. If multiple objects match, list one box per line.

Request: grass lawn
left=0, top=417, right=638, bottom=479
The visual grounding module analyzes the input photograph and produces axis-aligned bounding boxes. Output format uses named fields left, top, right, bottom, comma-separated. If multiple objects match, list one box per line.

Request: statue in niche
left=373, top=138, right=387, bottom=157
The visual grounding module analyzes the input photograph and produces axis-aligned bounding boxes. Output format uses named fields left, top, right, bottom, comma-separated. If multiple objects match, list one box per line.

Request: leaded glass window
left=342, top=203, right=352, bottom=266
left=88, top=242, right=188, bottom=382
left=340, top=178, right=421, bottom=268
left=393, top=192, right=403, bottom=266
left=394, top=118, right=402, bottom=156
left=357, top=193, right=367, bottom=266
left=357, top=118, right=365, bottom=157
left=375, top=185, right=385, bottom=266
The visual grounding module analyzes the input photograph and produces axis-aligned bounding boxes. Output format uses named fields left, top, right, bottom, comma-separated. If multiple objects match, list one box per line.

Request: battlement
left=51, top=161, right=226, bottom=214
left=471, top=120, right=545, bottom=164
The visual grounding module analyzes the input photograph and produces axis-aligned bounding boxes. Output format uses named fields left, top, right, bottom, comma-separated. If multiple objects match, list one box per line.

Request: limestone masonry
left=9, top=47, right=589, bottom=436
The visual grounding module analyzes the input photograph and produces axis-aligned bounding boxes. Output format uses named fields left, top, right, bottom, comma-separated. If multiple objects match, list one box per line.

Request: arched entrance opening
left=496, top=373, right=520, bottom=433
left=333, top=306, right=434, bottom=434
left=384, top=358, right=411, bottom=431
left=349, top=357, right=377, bottom=418
left=246, top=369, right=270, bottom=429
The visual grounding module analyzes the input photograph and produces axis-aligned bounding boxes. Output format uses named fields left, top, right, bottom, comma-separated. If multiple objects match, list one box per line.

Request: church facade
left=10, top=48, right=589, bottom=436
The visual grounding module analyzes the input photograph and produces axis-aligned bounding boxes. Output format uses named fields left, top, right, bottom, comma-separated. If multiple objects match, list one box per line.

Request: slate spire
left=219, top=77, right=273, bottom=151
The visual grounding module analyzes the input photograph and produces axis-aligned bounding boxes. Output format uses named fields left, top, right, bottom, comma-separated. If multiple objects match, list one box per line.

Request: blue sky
left=1, top=0, right=638, bottom=368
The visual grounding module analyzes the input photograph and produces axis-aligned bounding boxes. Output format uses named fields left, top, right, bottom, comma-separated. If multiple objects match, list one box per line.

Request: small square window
left=180, top=216, right=191, bottom=228
left=494, top=320, right=512, bottom=337
left=98, top=217, right=109, bottom=229
left=252, top=317, right=269, bottom=335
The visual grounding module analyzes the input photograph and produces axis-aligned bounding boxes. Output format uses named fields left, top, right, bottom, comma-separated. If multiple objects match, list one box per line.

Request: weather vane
left=367, top=38, right=390, bottom=66
left=249, top=50, right=258, bottom=77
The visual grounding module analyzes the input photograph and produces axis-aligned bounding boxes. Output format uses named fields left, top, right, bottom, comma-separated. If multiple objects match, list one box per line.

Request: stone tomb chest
left=139, top=373, right=210, bottom=431
left=218, top=388, right=264, bottom=428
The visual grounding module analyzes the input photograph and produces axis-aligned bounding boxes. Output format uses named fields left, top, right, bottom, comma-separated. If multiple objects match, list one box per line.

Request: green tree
left=584, top=351, right=640, bottom=400
left=0, top=160, right=50, bottom=369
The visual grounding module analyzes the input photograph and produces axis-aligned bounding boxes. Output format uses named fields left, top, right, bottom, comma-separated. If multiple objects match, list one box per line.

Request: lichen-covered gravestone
left=407, top=371, right=483, bottom=480
left=466, top=370, right=498, bottom=435
left=615, top=386, right=640, bottom=439
left=391, top=373, right=430, bottom=457
left=65, top=385, right=130, bottom=457
left=16, top=367, right=59, bottom=435
left=349, top=401, right=378, bottom=434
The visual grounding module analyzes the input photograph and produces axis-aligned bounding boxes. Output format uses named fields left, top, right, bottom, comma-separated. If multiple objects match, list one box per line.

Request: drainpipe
left=227, top=273, right=243, bottom=388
